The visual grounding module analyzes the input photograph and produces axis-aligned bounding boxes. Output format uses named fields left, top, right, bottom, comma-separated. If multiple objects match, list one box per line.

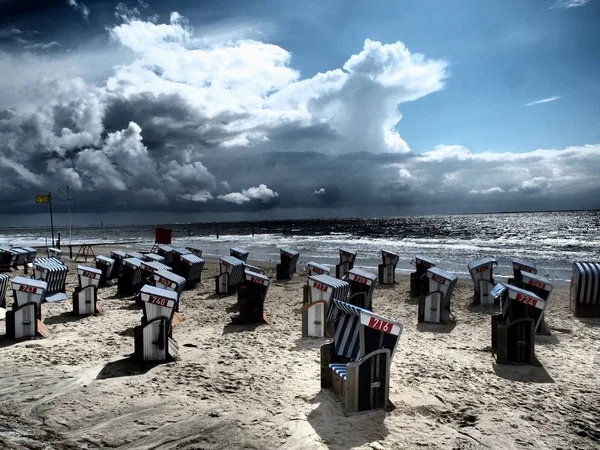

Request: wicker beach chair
left=73, top=265, right=102, bottom=315
left=379, top=249, right=399, bottom=285
left=306, top=261, right=331, bottom=277
left=118, top=257, right=144, bottom=296
left=6, top=276, right=48, bottom=339
left=418, top=268, right=458, bottom=324
left=109, top=250, right=127, bottom=279
left=0, top=273, right=11, bottom=308
left=490, top=283, right=547, bottom=365
left=467, top=257, right=498, bottom=305
left=345, top=268, right=378, bottom=310
left=321, top=299, right=403, bottom=415
left=302, top=274, right=350, bottom=338
left=10, top=247, right=29, bottom=269
left=508, top=258, right=537, bottom=287
left=570, top=262, right=600, bottom=318
left=0, top=246, right=17, bottom=272
left=232, top=269, right=270, bottom=324
left=230, top=247, right=249, bottom=262
left=95, top=255, right=115, bottom=287
left=276, top=248, right=300, bottom=280
left=215, top=256, right=245, bottom=295
left=134, top=285, right=179, bottom=362
left=32, top=257, right=68, bottom=302
left=176, top=253, right=205, bottom=289
left=336, top=248, right=357, bottom=279
left=517, top=272, right=553, bottom=334
left=409, top=255, right=435, bottom=299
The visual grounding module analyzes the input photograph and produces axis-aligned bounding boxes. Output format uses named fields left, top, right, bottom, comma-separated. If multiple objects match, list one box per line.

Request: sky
left=0, top=0, right=599, bottom=225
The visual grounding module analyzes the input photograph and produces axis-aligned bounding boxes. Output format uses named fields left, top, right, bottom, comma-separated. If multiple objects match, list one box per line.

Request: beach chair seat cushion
left=329, top=363, right=348, bottom=380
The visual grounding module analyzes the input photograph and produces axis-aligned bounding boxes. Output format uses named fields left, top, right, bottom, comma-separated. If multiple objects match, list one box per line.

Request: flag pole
left=49, top=192, right=55, bottom=246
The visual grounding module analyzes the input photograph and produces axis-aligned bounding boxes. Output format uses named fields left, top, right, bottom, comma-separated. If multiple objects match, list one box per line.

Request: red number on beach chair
left=431, top=274, right=446, bottom=284
left=515, top=293, right=538, bottom=307
left=82, top=271, right=99, bottom=278
left=148, top=295, right=170, bottom=307
left=18, top=285, right=38, bottom=294
left=368, top=317, right=392, bottom=333
left=313, top=281, right=329, bottom=292
left=353, top=275, right=369, bottom=285
left=528, top=279, right=546, bottom=290
left=158, top=277, right=175, bottom=288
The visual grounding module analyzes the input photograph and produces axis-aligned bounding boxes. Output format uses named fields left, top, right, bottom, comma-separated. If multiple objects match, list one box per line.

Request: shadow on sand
left=306, top=391, right=389, bottom=449
left=96, top=356, right=160, bottom=379
left=44, top=311, right=85, bottom=326
left=221, top=322, right=264, bottom=335
left=492, top=362, right=555, bottom=383
left=417, top=321, right=456, bottom=334
left=289, top=336, right=327, bottom=352
left=467, top=304, right=500, bottom=315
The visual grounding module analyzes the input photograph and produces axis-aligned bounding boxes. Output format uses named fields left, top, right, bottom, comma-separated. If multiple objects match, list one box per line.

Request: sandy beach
left=0, top=251, right=599, bottom=449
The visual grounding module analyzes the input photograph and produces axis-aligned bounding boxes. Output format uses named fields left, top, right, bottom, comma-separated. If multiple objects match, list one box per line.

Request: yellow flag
left=35, top=195, right=50, bottom=203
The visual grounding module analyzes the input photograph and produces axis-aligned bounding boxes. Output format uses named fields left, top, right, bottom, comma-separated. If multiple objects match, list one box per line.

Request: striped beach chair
left=215, top=256, right=245, bottom=295
left=6, top=276, right=48, bottom=339
left=306, top=261, right=331, bottom=277
left=321, top=299, right=403, bottom=415
left=418, top=268, right=458, bottom=324
left=134, top=285, right=179, bottom=362
left=0, top=273, right=10, bottom=308
left=467, top=257, right=498, bottom=305
left=276, top=248, right=300, bottom=280
left=176, top=253, right=204, bottom=289
left=336, top=248, right=357, bottom=279
left=302, top=274, right=350, bottom=338
left=410, top=255, right=435, bottom=299
left=73, top=265, right=102, bottom=315
left=491, top=283, right=546, bottom=365
left=118, top=257, right=144, bottom=296
left=379, top=249, right=399, bottom=285
left=33, top=257, right=68, bottom=302
left=570, top=262, right=600, bottom=318
left=232, top=270, right=270, bottom=324
left=230, top=247, right=249, bottom=262
left=346, top=268, right=378, bottom=310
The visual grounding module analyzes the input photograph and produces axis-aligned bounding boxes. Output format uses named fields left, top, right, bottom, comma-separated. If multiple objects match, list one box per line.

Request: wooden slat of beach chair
left=302, top=300, right=327, bottom=337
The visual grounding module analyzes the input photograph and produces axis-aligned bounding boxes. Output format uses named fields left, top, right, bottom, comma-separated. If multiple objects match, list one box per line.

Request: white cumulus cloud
left=218, top=184, right=278, bottom=204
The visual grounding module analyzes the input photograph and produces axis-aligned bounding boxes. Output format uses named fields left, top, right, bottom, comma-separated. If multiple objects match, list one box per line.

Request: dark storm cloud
left=0, top=7, right=598, bottom=217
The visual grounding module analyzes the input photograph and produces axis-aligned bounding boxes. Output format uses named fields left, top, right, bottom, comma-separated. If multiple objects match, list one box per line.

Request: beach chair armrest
left=320, top=342, right=334, bottom=387
left=344, top=348, right=392, bottom=413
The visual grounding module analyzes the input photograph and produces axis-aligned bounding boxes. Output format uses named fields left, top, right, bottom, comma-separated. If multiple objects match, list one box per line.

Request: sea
left=1, top=210, right=599, bottom=283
